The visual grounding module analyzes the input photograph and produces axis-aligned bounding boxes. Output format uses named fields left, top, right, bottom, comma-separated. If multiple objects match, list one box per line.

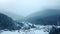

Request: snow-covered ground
left=0, top=29, right=49, bottom=34
left=0, top=22, right=60, bottom=34
left=0, top=25, right=51, bottom=34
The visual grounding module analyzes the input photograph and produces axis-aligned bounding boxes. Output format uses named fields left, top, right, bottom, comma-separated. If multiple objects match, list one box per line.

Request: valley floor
left=0, top=25, right=52, bottom=34
left=0, top=29, right=48, bottom=34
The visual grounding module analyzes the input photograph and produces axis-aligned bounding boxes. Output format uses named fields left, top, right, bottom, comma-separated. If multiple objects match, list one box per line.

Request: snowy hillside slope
left=0, top=29, right=48, bottom=34
left=0, top=24, right=59, bottom=34
left=0, top=22, right=60, bottom=34
left=0, top=27, right=48, bottom=34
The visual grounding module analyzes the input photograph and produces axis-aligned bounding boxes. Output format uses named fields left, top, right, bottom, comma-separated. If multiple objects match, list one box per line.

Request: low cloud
left=0, top=0, right=60, bottom=17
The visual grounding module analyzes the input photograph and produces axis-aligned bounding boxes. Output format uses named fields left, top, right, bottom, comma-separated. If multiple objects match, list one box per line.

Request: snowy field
left=0, top=22, right=60, bottom=34
left=0, top=25, right=53, bottom=34
left=0, top=29, right=49, bottom=34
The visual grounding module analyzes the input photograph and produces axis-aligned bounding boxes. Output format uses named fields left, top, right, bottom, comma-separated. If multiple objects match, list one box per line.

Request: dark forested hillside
left=0, top=13, right=20, bottom=31
left=26, top=9, right=60, bottom=25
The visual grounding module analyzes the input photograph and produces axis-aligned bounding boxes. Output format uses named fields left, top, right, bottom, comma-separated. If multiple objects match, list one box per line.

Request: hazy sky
left=0, top=0, right=60, bottom=17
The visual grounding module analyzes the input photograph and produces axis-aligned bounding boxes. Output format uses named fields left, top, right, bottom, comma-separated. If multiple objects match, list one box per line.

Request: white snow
left=0, top=26, right=50, bottom=34
left=1, top=22, right=59, bottom=34
left=0, top=29, right=48, bottom=34
left=0, top=31, right=19, bottom=34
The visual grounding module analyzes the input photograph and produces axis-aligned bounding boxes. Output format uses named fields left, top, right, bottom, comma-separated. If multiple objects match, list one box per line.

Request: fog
left=0, top=0, right=60, bottom=17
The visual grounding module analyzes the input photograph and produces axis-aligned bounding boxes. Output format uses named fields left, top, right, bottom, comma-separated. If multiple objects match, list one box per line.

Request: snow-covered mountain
left=0, top=21, right=60, bottom=34
left=0, top=24, right=60, bottom=34
left=0, top=9, right=60, bottom=34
